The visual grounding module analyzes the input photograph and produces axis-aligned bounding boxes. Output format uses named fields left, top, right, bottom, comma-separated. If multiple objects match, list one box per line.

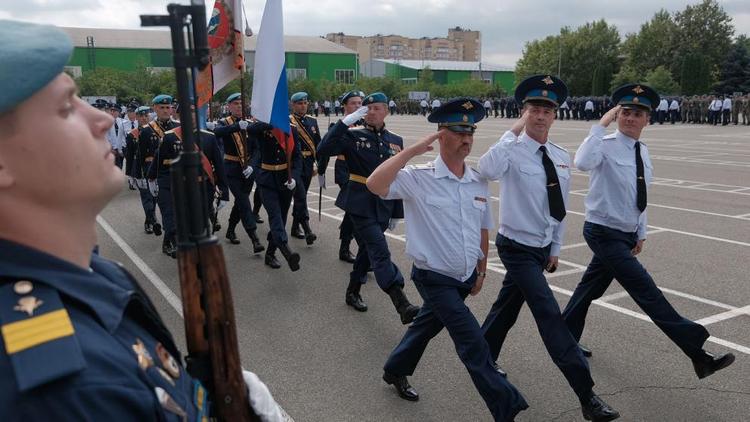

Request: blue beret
left=515, top=74, right=568, bottom=107
left=152, top=94, right=173, bottom=105
left=340, top=90, right=365, bottom=104
left=290, top=92, right=308, bottom=103
left=363, top=92, right=388, bottom=106
left=0, top=20, right=73, bottom=114
left=612, top=83, right=660, bottom=111
left=428, top=98, right=484, bottom=133
left=135, top=106, right=151, bottom=115
left=226, top=92, right=242, bottom=103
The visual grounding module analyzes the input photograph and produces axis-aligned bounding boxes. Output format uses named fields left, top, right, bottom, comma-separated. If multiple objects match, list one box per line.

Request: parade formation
left=1, top=0, right=748, bottom=420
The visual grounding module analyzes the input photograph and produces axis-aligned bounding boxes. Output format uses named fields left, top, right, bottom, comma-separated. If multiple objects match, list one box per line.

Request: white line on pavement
left=597, top=291, right=632, bottom=303
left=695, top=305, right=750, bottom=326
left=96, top=215, right=184, bottom=317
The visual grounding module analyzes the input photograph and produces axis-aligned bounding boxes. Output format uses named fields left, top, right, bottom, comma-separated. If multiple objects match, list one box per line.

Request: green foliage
left=680, top=53, right=711, bottom=95
left=644, top=66, right=680, bottom=95
left=621, top=10, right=679, bottom=76
left=76, top=65, right=178, bottom=104
left=713, top=37, right=750, bottom=94
left=674, top=0, right=734, bottom=81
left=609, top=65, right=643, bottom=91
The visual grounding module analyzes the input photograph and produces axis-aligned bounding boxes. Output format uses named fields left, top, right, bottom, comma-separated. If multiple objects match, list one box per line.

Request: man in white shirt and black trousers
left=367, top=98, right=529, bottom=422
left=479, top=75, right=619, bottom=421
left=562, top=83, right=735, bottom=381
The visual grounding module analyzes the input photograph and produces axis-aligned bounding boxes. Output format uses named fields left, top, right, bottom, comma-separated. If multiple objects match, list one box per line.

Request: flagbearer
left=288, top=92, right=320, bottom=245
left=213, top=92, right=265, bottom=254
left=247, top=121, right=303, bottom=272
left=317, top=93, right=420, bottom=324
left=140, top=94, right=179, bottom=255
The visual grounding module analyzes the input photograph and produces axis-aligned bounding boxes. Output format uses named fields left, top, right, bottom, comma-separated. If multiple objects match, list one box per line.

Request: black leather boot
left=386, top=285, right=420, bottom=324
left=290, top=218, right=305, bottom=239
left=225, top=225, right=240, bottom=244
left=144, top=220, right=153, bottom=234
left=301, top=220, right=317, bottom=245
left=248, top=229, right=265, bottom=254
left=338, top=238, right=355, bottom=263
left=345, top=279, right=367, bottom=312
left=162, top=238, right=177, bottom=259
left=152, top=222, right=162, bottom=237
left=278, top=243, right=300, bottom=272
left=264, top=244, right=281, bottom=269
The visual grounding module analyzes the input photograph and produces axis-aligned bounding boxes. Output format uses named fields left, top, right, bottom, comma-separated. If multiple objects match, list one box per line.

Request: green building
left=60, top=27, right=358, bottom=83
left=361, top=59, right=515, bottom=93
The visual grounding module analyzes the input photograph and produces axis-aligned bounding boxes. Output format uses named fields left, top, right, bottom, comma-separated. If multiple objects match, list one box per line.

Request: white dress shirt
left=383, top=155, right=494, bottom=282
left=584, top=101, right=594, bottom=111
left=106, top=117, right=127, bottom=151
left=669, top=100, right=679, bottom=111
left=478, top=131, right=571, bottom=256
left=657, top=99, right=669, bottom=112
left=710, top=100, right=722, bottom=111
left=431, top=99, right=441, bottom=108
left=575, top=125, right=653, bottom=239
left=722, top=98, right=732, bottom=111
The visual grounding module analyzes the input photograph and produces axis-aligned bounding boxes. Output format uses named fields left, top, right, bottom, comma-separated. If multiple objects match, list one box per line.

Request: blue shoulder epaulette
left=0, top=279, right=85, bottom=392
left=548, top=141, right=568, bottom=152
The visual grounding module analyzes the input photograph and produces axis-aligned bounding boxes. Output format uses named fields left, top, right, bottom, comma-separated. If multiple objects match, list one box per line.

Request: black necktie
left=114, top=122, right=119, bottom=136
left=131, top=121, right=135, bottom=129
left=635, top=142, right=647, bottom=212
left=539, top=145, right=566, bottom=222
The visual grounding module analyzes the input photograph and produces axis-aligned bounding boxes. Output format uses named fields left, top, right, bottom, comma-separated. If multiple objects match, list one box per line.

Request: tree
left=620, top=10, right=679, bottom=77
left=610, top=65, right=642, bottom=92
left=713, top=36, right=750, bottom=94
left=680, top=52, right=711, bottom=95
left=674, top=0, right=734, bottom=83
left=645, top=66, right=679, bottom=95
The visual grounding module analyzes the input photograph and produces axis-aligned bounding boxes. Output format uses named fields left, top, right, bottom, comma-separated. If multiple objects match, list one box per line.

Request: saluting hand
left=510, top=109, right=530, bottom=136
left=408, top=129, right=444, bottom=156
left=600, top=105, right=621, bottom=128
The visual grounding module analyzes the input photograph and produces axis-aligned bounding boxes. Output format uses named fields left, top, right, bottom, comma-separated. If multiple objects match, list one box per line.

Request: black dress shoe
left=225, top=228, right=241, bottom=245
left=383, top=372, right=419, bottom=402
left=579, top=343, right=593, bottom=358
left=693, top=352, right=735, bottom=379
left=254, top=213, right=264, bottom=224
left=492, top=362, right=507, bottom=378
left=291, top=226, right=305, bottom=239
left=581, top=393, right=619, bottom=421
left=339, top=249, right=356, bottom=263
left=144, top=222, right=154, bottom=234
left=264, top=253, right=281, bottom=269
left=152, top=223, right=162, bottom=237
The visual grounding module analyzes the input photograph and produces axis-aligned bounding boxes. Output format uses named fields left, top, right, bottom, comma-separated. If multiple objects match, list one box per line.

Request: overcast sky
left=1, top=0, right=748, bottom=66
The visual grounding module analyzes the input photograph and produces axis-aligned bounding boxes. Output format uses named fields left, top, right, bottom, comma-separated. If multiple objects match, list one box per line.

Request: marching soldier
left=479, top=75, right=619, bottom=421
left=318, top=90, right=366, bottom=263
left=288, top=92, right=320, bottom=245
left=367, top=98, right=530, bottom=421
left=247, top=122, right=302, bottom=272
left=125, top=106, right=162, bottom=236
left=213, top=93, right=265, bottom=254
left=562, top=83, right=735, bottom=381
left=318, top=93, right=420, bottom=324
left=140, top=94, right=179, bottom=256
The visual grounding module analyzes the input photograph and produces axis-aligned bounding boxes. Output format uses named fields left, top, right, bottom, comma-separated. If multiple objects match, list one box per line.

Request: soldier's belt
left=144, top=157, right=154, bottom=162
left=301, top=151, right=313, bottom=157
left=337, top=155, right=346, bottom=161
left=261, top=163, right=288, bottom=171
left=224, top=154, right=244, bottom=162
left=349, top=174, right=367, bottom=184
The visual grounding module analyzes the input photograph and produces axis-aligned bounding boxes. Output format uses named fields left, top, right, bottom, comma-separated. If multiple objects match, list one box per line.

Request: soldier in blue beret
left=288, top=92, right=320, bottom=244
left=479, top=75, right=620, bottom=421
left=562, top=83, right=735, bottom=381
left=367, top=98, right=530, bottom=421
left=138, top=94, right=179, bottom=254
left=318, top=92, right=420, bottom=323
left=125, top=106, right=162, bottom=236
left=214, top=92, right=265, bottom=254
left=0, top=19, right=287, bottom=420
left=318, top=90, right=366, bottom=264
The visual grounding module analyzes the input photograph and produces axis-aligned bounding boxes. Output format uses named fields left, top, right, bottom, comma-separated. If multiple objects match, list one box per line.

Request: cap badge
left=633, top=85, right=645, bottom=94
left=542, top=76, right=554, bottom=85
left=461, top=101, right=473, bottom=110
left=542, top=90, right=548, bottom=97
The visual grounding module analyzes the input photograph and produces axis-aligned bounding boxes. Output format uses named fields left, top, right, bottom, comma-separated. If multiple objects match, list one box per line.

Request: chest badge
left=14, top=296, right=43, bottom=316
left=132, top=338, right=154, bottom=370
left=156, top=342, right=181, bottom=379
left=13, top=280, right=34, bottom=295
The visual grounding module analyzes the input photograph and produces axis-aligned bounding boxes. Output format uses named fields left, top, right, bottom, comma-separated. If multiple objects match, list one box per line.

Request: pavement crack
left=545, top=385, right=750, bottom=421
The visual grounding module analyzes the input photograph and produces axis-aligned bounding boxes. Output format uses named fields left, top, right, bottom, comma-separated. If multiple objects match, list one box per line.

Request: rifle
left=141, top=3, right=258, bottom=421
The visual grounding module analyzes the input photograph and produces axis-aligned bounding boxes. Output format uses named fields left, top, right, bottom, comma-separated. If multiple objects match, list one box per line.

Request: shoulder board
left=548, top=141, right=567, bottom=152
left=411, top=162, right=434, bottom=170
left=199, top=129, right=214, bottom=136
left=386, top=130, right=403, bottom=138
left=164, top=129, right=177, bottom=135
left=0, top=280, right=85, bottom=392
left=306, top=114, right=315, bottom=119
left=349, top=125, right=365, bottom=131
left=602, top=133, right=617, bottom=140
left=639, top=141, right=648, bottom=147
left=470, top=167, right=480, bottom=174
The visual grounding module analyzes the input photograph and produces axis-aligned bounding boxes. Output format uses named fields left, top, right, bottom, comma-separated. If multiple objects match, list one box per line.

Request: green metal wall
left=493, top=71, right=515, bottom=94
left=68, top=48, right=356, bottom=81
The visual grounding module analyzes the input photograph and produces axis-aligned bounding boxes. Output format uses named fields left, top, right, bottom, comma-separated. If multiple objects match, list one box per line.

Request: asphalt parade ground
left=96, top=115, right=749, bottom=421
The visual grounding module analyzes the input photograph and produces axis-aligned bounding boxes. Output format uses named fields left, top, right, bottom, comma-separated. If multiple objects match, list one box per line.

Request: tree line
left=515, top=0, right=749, bottom=96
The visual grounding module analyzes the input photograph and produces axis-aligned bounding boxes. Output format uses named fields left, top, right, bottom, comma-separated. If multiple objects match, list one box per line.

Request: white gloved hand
left=148, top=180, right=159, bottom=197
left=136, top=178, right=148, bottom=190
left=317, top=174, right=326, bottom=190
left=388, top=218, right=401, bottom=231
left=242, top=370, right=292, bottom=422
left=206, top=121, right=216, bottom=131
left=242, top=166, right=254, bottom=179
left=342, top=105, right=369, bottom=126
left=127, top=176, right=136, bottom=188
left=217, top=199, right=229, bottom=211
left=284, top=178, right=296, bottom=191
left=239, top=119, right=249, bottom=130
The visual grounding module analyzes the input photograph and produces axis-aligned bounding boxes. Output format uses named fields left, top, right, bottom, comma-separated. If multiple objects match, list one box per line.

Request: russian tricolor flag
left=251, top=0, right=294, bottom=169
